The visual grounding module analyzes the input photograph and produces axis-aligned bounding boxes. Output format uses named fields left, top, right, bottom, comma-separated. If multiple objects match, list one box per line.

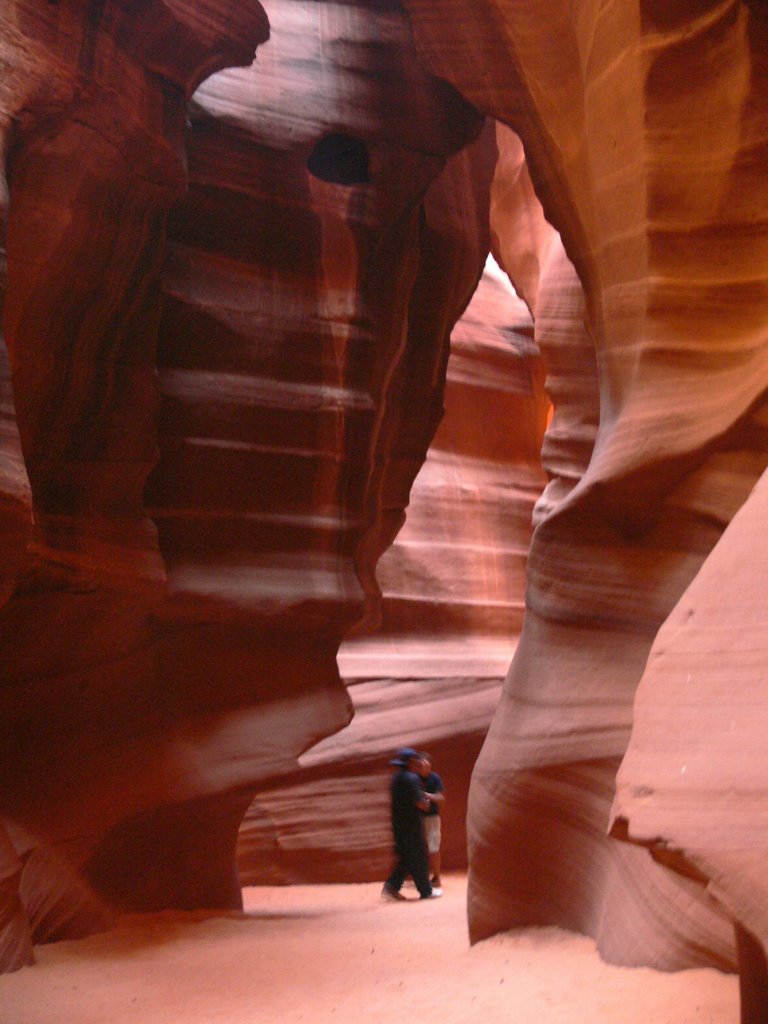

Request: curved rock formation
left=0, top=0, right=493, bottom=969
left=3, top=4, right=768, bottom=1016
left=238, top=265, right=548, bottom=883
left=0, top=0, right=268, bottom=967
left=403, top=0, right=768, bottom=981
left=613, top=460, right=768, bottom=1012
left=151, top=0, right=493, bottom=883
left=0, top=336, right=30, bottom=611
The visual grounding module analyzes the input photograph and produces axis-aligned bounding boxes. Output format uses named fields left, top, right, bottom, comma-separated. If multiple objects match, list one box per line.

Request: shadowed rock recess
left=1, top=1, right=768, bottom=1020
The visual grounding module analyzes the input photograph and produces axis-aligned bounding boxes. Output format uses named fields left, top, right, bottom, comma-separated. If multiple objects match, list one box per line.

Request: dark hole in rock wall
left=307, top=133, right=370, bottom=185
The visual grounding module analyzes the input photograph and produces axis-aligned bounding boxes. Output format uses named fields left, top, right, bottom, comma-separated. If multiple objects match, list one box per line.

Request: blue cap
left=389, top=747, right=419, bottom=767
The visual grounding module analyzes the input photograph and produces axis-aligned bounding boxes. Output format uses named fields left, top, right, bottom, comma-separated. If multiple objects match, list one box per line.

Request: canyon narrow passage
left=0, top=874, right=736, bottom=1024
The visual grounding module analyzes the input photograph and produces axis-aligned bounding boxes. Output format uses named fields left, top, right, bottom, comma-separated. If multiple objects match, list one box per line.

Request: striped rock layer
left=0, top=0, right=490, bottom=970
left=1, top=4, right=767, bottom=1017
left=237, top=268, right=548, bottom=884
left=0, top=0, right=270, bottom=971
left=402, top=0, right=768, bottom=1000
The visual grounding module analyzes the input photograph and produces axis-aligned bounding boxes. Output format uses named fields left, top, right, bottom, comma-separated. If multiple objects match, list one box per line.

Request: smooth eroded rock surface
left=2, top=4, right=768, bottom=1015
left=403, top=0, right=768, bottom=976
left=0, top=0, right=494, bottom=968
left=238, top=266, right=548, bottom=883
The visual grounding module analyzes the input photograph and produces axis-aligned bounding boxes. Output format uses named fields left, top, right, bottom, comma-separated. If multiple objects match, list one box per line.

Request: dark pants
left=386, top=827, right=431, bottom=897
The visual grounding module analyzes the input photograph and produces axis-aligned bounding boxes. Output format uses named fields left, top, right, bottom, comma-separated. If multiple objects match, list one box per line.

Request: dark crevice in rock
left=307, top=133, right=371, bottom=185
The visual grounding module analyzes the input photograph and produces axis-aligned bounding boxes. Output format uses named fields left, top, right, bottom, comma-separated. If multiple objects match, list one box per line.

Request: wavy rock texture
left=141, top=0, right=493, bottom=894
left=365, top=266, right=547, bottom=646
left=0, top=822, right=30, bottom=975
left=1, top=0, right=492, bottom=967
left=613, top=462, right=768, bottom=1013
left=0, top=0, right=269, bottom=969
left=0, top=0, right=498, bottom=965
left=237, top=267, right=548, bottom=883
left=0, top=336, right=30, bottom=610
left=488, top=124, right=560, bottom=319
left=238, top=677, right=505, bottom=884
left=3, top=4, right=767, bottom=1015
left=403, top=0, right=768, bottom=980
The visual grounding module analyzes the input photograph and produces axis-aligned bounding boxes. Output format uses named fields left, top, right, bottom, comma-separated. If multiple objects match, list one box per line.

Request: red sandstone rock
left=489, top=124, right=559, bottom=318
left=352, top=266, right=546, bottom=647
left=0, top=0, right=493, bottom=968
left=238, top=679, right=505, bottom=884
left=0, top=0, right=269, bottom=967
left=0, top=823, right=31, bottom=974
left=613, top=463, right=768, bottom=1007
left=0, top=339, right=30, bottom=611
left=404, top=0, right=768, bottom=986
left=2, top=6, right=768, bottom=1019
left=238, top=267, right=548, bottom=883
left=155, top=0, right=496, bottom=885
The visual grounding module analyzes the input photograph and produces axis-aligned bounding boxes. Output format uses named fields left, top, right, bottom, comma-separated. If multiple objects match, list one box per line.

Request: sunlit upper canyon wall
left=2, top=2, right=768, bottom=1020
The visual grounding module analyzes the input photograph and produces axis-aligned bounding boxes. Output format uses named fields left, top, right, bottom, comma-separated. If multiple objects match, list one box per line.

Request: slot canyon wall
left=0, top=0, right=492, bottom=969
left=237, top=263, right=548, bottom=884
left=148, top=0, right=500, bottom=887
left=2, top=1, right=768, bottom=1019
left=402, top=0, right=768, bottom=1006
left=0, top=0, right=271, bottom=970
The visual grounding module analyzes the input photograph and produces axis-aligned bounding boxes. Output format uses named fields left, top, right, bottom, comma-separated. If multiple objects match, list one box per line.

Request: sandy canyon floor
left=0, top=874, right=737, bottom=1024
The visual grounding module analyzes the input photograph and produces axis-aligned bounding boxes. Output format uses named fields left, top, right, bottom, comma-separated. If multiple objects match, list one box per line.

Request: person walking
left=381, top=748, right=442, bottom=901
left=416, top=752, right=445, bottom=888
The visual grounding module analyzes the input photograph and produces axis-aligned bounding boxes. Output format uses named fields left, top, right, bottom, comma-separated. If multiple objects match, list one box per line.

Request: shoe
left=421, top=887, right=443, bottom=899
left=381, top=885, right=407, bottom=901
